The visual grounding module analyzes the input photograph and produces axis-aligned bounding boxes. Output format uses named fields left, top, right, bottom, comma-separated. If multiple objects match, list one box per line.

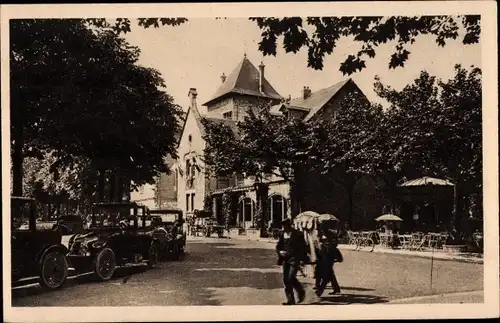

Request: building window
left=185, top=160, right=191, bottom=177
left=188, top=134, right=192, bottom=143
left=191, top=193, right=195, bottom=211
left=186, top=194, right=190, bottom=211
left=222, top=111, right=233, bottom=120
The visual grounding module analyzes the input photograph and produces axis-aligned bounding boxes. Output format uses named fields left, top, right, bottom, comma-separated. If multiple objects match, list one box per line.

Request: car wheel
left=39, top=250, right=68, bottom=290
left=147, top=243, right=159, bottom=268
left=94, top=248, right=116, bottom=281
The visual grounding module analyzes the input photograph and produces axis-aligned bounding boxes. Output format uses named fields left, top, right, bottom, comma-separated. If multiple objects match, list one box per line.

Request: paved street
left=12, top=237, right=483, bottom=306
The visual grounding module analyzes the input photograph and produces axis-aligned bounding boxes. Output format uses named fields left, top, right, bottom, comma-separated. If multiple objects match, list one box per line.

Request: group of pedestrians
left=275, top=218, right=343, bottom=305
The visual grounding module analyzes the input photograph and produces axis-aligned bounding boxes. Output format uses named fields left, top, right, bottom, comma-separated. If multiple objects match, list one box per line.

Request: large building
left=174, top=55, right=376, bottom=230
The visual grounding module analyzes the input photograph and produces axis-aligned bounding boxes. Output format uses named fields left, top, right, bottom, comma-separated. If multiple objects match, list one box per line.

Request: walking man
left=276, top=218, right=309, bottom=305
left=315, top=223, right=342, bottom=297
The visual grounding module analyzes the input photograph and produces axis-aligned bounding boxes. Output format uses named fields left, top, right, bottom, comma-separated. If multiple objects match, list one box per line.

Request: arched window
left=238, top=197, right=255, bottom=226
left=268, top=194, right=288, bottom=226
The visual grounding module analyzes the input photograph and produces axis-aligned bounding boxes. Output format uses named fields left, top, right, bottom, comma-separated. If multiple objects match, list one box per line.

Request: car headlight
left=91, top=241, right=107, bottom=249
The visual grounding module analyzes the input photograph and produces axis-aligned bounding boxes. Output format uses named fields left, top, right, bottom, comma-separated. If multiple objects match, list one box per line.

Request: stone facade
left=175, top=89, right=207, bottom=218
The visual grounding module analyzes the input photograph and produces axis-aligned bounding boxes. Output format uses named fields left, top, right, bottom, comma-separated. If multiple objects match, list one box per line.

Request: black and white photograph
left=1, top=1, right=498, bottom=322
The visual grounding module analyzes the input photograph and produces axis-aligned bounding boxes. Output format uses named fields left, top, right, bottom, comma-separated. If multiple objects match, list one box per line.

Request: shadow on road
left=12, top=265, right=148, bottom=299
left=308, top=293, right=389, bottom=305
left=339, top=286, right=375, bottom=292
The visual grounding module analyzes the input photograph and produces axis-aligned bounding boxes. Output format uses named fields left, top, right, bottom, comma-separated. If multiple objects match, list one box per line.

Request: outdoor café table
left=398, top=234, right=412, bottom=249
left=427, top=233, right=442, bottom=249
left=378, top=233, right=390, bottom=248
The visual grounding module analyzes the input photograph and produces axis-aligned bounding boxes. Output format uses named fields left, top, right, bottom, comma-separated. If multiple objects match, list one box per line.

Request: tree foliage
left=11, top=19, right=183, bottom=199
left=374, top=65, right=482, bottom=191
left=118, top=15, right=479, bottom=75
left=249, top=16, right=480, bottom=74
left=202, top=66, right=482, bottom=224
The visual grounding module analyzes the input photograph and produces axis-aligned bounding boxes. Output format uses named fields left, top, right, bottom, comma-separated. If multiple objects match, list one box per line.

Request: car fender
left=37, top=244, right=69, bottom=265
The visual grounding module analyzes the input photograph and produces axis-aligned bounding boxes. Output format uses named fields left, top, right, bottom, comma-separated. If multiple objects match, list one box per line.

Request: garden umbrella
left=398, top=176, right=455, bottom=230
left=294, top=211, right=319, bottom=230
left=375, top=214, right=403, bottom=222
left=318, top=213, right=340, bottom=222
left=297, top=211, right=320, bottom=218
left=399, top=176, right=454, bottom=187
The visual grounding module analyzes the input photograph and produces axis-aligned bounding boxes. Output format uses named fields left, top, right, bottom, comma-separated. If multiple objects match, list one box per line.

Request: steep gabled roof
left=269, top=79, right=354, bottom=121
left=203, top=56, right=282, bottom=106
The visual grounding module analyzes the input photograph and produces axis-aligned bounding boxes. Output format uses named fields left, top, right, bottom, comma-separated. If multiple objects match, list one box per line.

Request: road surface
left=11, top=237, right=483, bottom=306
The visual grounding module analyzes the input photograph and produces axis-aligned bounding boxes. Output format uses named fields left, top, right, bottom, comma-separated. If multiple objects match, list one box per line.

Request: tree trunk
left=116, top=174, right=124, bottom=202
left=56, top=203, right=61, bottom=219
left=108, top=173, right=116, bottom=202
left=289, top=180, right=301, bottom=219
left=122, top=179, right=131, bottom=202
left=451, top=182, right=458, bottom=231
left=12, top=126, right=24, bottom=197
left=255, top=183, right=269, bottom=237
left=98, top=169, right=106, bottom=202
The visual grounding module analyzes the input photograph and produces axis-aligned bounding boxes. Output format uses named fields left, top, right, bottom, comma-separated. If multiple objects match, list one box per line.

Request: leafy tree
left=374, top=65, right=482, bottom=227
left=249, top=16, right=480, bottom=74
left=115, top=16, right=480, bottom=75
left=312, top=94, right=386, bottom=228
left=203, top=104, right=321, bottom=232
left=10, top=19, right=183, bottom=200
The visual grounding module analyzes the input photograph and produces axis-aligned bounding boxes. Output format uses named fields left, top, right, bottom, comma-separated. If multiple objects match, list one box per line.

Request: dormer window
left=222, top=111, right=233, bottom=120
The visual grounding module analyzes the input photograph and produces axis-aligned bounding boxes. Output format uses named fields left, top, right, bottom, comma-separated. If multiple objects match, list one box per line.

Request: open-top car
left=148, top=209, right=186, bottom=260
left=11, top=197, right=69, bottom=290
left=66, top=202, right=160, bottom=281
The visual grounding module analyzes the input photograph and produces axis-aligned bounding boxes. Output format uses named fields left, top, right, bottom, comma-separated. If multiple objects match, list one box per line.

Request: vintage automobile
left=11, top=197, right=69, bottom=290
left=148, top=209, right=186, bottom=260
left=192, top=210, right=225, bottom=238
left=66, top=202, right=160, bottom=281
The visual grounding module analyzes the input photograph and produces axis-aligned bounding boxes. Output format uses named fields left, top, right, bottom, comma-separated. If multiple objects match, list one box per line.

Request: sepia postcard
left=1, top=1, right=499, bottom=322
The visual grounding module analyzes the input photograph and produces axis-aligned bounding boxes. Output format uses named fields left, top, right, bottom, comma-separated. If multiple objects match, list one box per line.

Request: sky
left=122, top=18, right=481, bottom=113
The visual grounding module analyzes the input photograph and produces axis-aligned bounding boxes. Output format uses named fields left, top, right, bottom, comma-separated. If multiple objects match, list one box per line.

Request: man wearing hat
left=276, top=218, right=309, bottom=305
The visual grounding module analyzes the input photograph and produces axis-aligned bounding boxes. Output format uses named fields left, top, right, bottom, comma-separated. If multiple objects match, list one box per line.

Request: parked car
left=148, top=209, right=186, bottom=260
left=52, top=215, right=85, bottom=235
left=66, top=202, right=160, bottom=281
left=11, top=197, right=69, bottom=290
left=192, top=210, right=224, bottom=238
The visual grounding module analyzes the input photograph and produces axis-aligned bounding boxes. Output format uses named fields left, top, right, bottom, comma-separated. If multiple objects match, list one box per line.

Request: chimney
left=302, top=86, right=312, bottom=99
left=258, top=62, right=265, bottom=93
left=221, top=73, right=226, bottom=83
left=188, top=88, right=198, bottom=107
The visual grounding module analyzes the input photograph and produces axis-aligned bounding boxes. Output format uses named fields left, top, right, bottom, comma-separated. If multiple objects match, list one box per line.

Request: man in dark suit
left=276, top=218, right=308, bottom=305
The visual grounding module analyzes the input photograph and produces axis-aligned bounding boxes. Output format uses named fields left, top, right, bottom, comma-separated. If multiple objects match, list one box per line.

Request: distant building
left=130, top=183, right=156, bottom=210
